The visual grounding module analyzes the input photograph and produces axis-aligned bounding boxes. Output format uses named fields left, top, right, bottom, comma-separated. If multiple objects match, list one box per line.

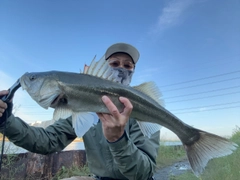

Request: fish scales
left=57, top=72, right=186, bottom=137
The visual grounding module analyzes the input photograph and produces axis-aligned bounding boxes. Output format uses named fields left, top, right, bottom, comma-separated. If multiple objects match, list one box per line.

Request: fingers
left=0, top=90, right=9, bottom=117
left=0, top=90, right=9, bottom=96
left=99, top=96, right=133, bottom=142
left=0, top=101, right=7, bottom=118
left=102, top=96, right=120, bottom=119
left=97, top=113, right=105, bottom=122
left=0, top=90, right=13, bottom=103
left=119, top=96, right=133, bottom=117
left=97, top=113, right=112, bottom=126
left=101, top=95, right=133, bottom=117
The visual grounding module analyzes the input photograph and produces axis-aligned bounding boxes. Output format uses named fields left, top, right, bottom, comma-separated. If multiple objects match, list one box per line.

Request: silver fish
left=19, top=56, right=238, bottom=177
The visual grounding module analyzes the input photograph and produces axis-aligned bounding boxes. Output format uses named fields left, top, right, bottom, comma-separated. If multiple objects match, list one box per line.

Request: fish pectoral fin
left=137, top=121, right=161, bottom=138
left=72, top=112, right=99, bottom=137
left=183, top=130, right=238, bottom=177
left=53, top=107, right=73, bottom=121
left=133, top=82, right=165, bottom=106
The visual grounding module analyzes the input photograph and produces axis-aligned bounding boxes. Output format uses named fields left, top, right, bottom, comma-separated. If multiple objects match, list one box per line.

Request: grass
left=156, top=144, right=186, bottom=168
left=1, top=127, right=239, bottom=179
left=0, top=153, right=26, bottom=180
left=170, top=126, right=240, bottom=180
left=52, top=165, right=91, bottom=180
left=52, top=142, right=187, bottom=179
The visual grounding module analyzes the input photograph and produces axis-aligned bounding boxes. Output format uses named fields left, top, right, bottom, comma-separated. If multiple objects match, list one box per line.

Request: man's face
left=106, top=53, right=135, bottom=85
left=107, top=53, right=135, bottom=70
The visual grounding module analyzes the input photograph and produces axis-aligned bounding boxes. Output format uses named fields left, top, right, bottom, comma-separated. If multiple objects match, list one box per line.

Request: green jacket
left=0, top=115, right=160, bottom=180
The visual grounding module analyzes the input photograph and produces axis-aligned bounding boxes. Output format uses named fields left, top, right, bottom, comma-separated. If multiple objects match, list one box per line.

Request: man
left=0, top=43, right=160, bottom=180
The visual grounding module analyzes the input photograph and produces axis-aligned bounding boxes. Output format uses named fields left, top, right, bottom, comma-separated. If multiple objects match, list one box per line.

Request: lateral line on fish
left=19, top=55, right=239, bottom=177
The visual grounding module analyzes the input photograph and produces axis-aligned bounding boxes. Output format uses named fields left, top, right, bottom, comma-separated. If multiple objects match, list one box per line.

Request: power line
left=159, top=70, right=240, bottom=87
left=174, top=105, right=240, bottom=114
left=171, top=101, right=240, bottom=111
left=166, top=91, right=240, bottom=104
left=164, top=85, right=240, bottom=99
left=157, top=57, right=239, bottom=80
left=161, top=70, right=240, bottom=87
left=163, top=77, right=240, bottom=92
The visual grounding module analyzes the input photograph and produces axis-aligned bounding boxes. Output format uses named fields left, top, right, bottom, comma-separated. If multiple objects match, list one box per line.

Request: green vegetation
left=0, top=153, right=25, bottom=180
left=171, top=126, right=240, bottom=180
left=1, top=127, right=239, bottom=179
left=52, top=165, right=91, bottom=180
left=156, top=144, right=186, bottom=168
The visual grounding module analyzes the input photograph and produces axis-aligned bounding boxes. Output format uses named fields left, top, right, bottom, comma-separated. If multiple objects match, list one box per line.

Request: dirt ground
left=154, top=159, right=191, bottom=180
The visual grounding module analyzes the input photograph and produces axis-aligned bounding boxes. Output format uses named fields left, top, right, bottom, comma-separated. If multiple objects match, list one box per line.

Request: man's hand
left=0, top=90, right=9, bottom=118
left=0, top=90, right=13, bottom=124
left=97, top=95, right=133, bottom=142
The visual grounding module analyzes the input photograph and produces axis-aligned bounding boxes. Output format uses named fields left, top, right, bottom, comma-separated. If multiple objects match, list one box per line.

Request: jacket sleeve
left=0, top=115, right=77, bottom=155
left=108, top=119, right=160, bottom=180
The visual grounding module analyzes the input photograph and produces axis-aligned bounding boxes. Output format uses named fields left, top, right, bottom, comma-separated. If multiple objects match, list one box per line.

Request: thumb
left=0, top=90, right=9, bottom=96
left=119, top=97, right=133, bottom=116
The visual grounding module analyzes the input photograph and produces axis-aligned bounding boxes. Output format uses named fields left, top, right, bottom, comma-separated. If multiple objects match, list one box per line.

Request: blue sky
left=0, top=0, right=239, bottom=140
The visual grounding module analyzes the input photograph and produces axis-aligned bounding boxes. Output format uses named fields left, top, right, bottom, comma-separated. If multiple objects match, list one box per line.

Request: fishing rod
left=0, top=79, right=21, bottom=172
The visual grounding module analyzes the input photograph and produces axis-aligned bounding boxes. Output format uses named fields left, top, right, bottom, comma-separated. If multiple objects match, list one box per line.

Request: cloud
left=199, top=107, right=208, bottom=111
left=149, top=0, right=194, bottom=37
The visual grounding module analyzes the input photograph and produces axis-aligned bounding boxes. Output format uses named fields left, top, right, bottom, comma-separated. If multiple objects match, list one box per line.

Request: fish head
left=20, top=71, right=62, bottom=109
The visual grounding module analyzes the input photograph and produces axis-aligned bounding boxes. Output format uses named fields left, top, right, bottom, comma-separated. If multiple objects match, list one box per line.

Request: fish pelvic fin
left=53, top=107, right=73, bottom=121
left=53, top=107, right=99, bottom=137
left=183, top=130, right=238, bottom=176
left=133, top=82, right=165, bottom=106
left=72, top=112, right=99, bottom=137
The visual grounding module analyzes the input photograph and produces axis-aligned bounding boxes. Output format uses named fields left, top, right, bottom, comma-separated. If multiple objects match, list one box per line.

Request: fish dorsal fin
left=85, top=55, right=97, bottom=75
left=83, top=55, right=118, bottom=82
left=133, top=82, right=165, bottom=106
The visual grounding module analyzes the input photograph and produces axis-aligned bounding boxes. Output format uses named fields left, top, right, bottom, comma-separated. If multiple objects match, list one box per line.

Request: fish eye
left=60, top=97, right=68, bottom=104
left=29, top=75, right=37, bottom=81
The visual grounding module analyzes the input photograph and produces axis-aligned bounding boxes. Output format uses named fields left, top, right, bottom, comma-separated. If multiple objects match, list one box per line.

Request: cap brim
left=105, top=43, right=140, bottom=64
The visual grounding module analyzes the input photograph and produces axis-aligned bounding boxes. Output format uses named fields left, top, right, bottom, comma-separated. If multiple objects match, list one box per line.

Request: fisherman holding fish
left=0, top=43, right=160, bottom=180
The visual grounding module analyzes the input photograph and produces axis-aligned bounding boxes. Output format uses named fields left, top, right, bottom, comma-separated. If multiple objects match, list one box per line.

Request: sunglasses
left=108, top=59, right=135, bottom=70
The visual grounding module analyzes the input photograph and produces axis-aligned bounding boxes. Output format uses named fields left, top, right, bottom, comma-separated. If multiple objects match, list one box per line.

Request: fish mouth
left=50, top=94, right=67, bottom=108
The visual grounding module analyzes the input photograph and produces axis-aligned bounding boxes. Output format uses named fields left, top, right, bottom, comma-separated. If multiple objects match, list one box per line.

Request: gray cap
left=105, top=43, right=140, bottom=64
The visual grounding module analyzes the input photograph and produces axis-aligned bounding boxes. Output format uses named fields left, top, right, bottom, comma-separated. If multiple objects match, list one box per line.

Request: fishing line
left=0, top=79, right=21, bottom=173
left=0, top=111, right=7, bottom=173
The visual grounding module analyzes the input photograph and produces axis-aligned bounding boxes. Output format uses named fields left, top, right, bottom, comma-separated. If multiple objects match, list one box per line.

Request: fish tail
left=183, top=130, right=238, bottom=176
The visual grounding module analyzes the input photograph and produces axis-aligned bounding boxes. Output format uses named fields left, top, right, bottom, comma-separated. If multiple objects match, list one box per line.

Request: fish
left=19, top=55, right=238, bottom=177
